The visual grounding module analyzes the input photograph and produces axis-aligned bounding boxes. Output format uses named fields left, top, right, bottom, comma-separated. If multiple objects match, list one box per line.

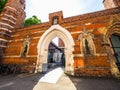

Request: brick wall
left=1, top=6, right=120, bottom=76
left=0, top=0, right=25, bottom=58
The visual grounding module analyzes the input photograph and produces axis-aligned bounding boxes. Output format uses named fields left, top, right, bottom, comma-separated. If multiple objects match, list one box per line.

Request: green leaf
left=23, top=15, right=41, bottom=27
left=0, top=0, right=7, bottom=13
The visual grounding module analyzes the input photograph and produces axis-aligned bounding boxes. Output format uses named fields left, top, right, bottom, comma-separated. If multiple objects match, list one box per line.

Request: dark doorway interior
left=47, top=37, right=65, bottom=69
left=110, top=34, right=120, bottom=71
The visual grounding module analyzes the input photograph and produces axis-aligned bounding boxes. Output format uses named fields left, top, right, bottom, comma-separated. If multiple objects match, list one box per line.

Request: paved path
left=33, top=74, right=76, bottom=90
left=33, top=67, right=76, bottom=90
left=39, top=67, right=64, bottom=83
left=70, top=76, right=120, bottom=90
left=0, top=68, right=120, bottom=90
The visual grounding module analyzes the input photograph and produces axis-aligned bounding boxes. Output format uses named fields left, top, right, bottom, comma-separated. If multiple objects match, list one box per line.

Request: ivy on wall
left=23, top=15, right=41, bottom=27
left=0, top=0, right=7, bottom=13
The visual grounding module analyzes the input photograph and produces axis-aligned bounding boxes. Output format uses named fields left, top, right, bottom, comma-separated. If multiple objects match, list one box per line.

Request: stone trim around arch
left=80, top=36, right=96, bottom=56
left=78, top=28, right=96, bottom=56
left=35, top=25, right=75, bottom=75
left=105, top=22, right=120, bottom=41
left=104, top=21, right=120, bottom=77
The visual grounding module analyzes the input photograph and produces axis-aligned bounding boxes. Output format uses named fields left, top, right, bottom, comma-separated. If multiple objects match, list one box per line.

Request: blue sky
left=25, top=0, right=104, bottom=22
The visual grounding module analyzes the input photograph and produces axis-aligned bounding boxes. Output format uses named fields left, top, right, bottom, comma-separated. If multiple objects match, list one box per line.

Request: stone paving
left=33, top=74, right=76, bottom=90
left=70, top=76, right=120, bottom=90
left=0, top=70, right=120, bottom=90
left=33, top=67, right=76, bottom=90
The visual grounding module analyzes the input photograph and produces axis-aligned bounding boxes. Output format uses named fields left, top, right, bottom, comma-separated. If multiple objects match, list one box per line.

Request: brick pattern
left=1, top=2, right=120, bottom=76
left=58, top=38, right=64, bottom=47
left=0, top=0, right=25, bottom=57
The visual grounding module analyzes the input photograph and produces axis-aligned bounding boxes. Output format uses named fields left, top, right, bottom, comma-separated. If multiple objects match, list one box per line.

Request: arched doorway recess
left=35, top=25, right=75, bottom=75
left=104, top=15, right=120, bottom=76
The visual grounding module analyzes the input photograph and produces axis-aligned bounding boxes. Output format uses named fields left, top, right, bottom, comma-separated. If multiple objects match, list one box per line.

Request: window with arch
left=84, top=39, right=91, bottom=55
left=21, top=36, right=30, bottom=58
left=52, top=16, right=59, bottom=25
left=78, top=28, right=96, bottom=56
left=82, top=37, right=95, bottom=56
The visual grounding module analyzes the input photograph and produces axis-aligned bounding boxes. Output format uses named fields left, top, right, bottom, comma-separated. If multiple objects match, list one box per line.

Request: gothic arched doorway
left=104, top=16, right=120, bottom=76
left=35, top=25, right=75, bottom=75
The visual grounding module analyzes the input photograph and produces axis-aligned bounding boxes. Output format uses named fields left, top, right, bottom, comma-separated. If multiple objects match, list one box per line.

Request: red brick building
left=0, top=0, right=120, bottom=77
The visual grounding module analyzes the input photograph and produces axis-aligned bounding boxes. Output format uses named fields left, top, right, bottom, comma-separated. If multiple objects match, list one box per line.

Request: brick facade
left=0, top=0, right=25, bottom=58
left=0, top=0, right=120, bottom=77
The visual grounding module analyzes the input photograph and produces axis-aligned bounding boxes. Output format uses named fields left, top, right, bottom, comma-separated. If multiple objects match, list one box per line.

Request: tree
left=0, top=0, right=7, bottom=13
left=23, top=15, right=41, bottom=27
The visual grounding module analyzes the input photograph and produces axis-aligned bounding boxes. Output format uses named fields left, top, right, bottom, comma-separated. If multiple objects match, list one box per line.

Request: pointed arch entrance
left=104, top=16, right=120, bottom=76
left=35, top=25, right=75, bottom=75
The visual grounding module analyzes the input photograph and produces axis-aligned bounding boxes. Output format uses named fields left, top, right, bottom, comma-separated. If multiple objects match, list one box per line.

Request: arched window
left=81, top=37, right=95, bottom=57
left=78, top=28, right=96, bottom=56
left=21, top=43, right=28, bottom=58
left=85, top=39, right=90, bottom=55
left=52, top=16, right=59, bottom=25
left=21, top=35, right=30, bottom=58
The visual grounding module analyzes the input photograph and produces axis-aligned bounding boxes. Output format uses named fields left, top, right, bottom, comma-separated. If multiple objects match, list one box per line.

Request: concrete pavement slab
left=33, top=74, right=77, bottom=90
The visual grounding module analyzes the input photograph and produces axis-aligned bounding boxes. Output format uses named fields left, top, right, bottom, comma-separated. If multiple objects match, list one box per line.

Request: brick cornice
left=11, top=7, right=120, bottom=34
left=12, top=22, right=50, bottom=32
left=62, top=7, right=120, bottom=23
